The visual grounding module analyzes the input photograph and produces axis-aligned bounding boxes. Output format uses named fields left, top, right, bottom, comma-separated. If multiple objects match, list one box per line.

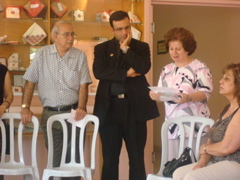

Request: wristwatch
left=21, top=104, right=29, bottom=109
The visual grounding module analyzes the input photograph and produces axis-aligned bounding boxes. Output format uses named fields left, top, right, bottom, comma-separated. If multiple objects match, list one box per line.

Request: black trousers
left=99, top=97, right=147, bottom=180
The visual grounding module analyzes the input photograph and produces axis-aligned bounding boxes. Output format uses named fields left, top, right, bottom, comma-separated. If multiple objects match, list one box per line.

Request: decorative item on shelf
left=128, top=11, right=141, bottom=23
left=23, top=0, right=47, bottom=19
left=22, top=22, right=47, bottom=46
left=5, top=6, right=21, bottom=19
left=13, top=74, right=25, bottom=87
left=68, top=10, right=84, bottom=21
left=30, top=46, right=42, bottom=64
left=0, top=35, right=7, bottom=44
left=5, top=41, right=20, bottom=45
left=50, top=0, right=68, bottom=18
left=12, top=86, right=23, bottom=93
left=0, top=57, right=7, bottom=66
left=131, top=26, right=141, bottom=40
left=95, top=10, right=113, bottom=22
left=7, top=53, right=21, bottom=71
left=0, top=4, right=3, bottom=13
left=93, top=37, right=109, bottom=42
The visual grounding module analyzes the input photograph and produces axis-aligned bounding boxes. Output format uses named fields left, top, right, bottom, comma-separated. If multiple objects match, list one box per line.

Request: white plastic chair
left=42, top=113, right=99, bottom=180
left=147, top=116, right=214, bottom=180
left=0, top=113, right=39, bottom=180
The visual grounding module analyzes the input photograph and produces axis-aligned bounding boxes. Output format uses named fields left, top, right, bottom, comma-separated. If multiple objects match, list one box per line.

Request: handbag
left=163, top=147, right=197, bottom=177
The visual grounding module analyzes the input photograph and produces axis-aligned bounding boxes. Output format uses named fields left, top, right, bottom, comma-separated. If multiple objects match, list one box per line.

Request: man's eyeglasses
left=113, top=26, right=131, bottom=32
left=57, top=32, right=77, bottom=38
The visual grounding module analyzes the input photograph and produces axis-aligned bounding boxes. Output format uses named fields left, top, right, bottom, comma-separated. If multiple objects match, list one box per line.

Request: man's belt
left=45, top=103, right=78, bottom=112
left=111, top=94, right=128, bottom=99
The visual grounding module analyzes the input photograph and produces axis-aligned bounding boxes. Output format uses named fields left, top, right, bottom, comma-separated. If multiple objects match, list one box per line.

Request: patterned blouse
left=208, top=105, right=240, bottom=163
left=157, top=59, right=213, bottom=139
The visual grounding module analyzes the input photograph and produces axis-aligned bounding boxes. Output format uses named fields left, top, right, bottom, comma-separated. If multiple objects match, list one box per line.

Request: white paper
left=149, top=86, right=180, bottom=101
left=67, top=109, right=85, bottom=127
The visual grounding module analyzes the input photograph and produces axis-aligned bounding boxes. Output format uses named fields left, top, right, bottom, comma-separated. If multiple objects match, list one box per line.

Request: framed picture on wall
left=157, top=40, right=168, bottom=54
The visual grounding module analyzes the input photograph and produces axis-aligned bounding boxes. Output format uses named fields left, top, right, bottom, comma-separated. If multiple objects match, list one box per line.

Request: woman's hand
left=174, top=93, right=191, bottom=104
left=192, top=162, right=205, bottom=170
left=149, top=91, right=161, bottom=102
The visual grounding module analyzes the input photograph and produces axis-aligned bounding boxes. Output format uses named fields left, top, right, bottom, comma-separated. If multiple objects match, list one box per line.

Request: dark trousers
left=99, top=97, right=147, bottom=180
left=41, top=109, right=81, bottom=180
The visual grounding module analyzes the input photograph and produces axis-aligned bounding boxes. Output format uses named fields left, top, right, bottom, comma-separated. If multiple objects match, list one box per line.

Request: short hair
left=109, top=11, right=129, bottom=28
left=51, top=21, right=72, bottom=43
left=164, top=27, right=197, bottom=56
left=222, top=63, right=240, bottom=105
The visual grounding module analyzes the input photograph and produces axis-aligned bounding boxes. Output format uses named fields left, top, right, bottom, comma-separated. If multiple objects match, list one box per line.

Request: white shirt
left=24, top=44, right=92, bottom=107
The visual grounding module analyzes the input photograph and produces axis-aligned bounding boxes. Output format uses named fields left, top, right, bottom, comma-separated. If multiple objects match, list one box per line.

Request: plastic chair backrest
left=45, top=113, right=99, bottom=175
left=0, top=113, right=39, bottom=179
left=158, top=116, right=214, bottom=176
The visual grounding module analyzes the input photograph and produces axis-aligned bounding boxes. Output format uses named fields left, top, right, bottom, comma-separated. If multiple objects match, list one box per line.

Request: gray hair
left=51, top=21, right=72, bottom=43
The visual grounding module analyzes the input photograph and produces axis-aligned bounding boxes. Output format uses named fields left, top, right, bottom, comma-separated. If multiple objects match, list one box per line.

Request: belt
left=111, top=94, right=128, bottom=99
left=45, top=103, right=78, bottom=112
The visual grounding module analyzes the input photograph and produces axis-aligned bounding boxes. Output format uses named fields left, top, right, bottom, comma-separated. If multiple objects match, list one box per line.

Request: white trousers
left=173, top=160, right=240, bottom=180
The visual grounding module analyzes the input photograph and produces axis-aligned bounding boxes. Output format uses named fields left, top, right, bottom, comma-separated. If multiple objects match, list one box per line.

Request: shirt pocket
left=63, top=70, right=80, bottom=90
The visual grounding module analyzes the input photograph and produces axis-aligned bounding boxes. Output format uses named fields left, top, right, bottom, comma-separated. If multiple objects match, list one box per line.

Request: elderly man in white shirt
left=21, top=20, right=92, bottom=180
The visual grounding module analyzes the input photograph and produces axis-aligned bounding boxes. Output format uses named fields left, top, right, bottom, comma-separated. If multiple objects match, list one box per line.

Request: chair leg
left=24, top=174, right=33, bottom=180
left=84, top=170, right=92, bottom=180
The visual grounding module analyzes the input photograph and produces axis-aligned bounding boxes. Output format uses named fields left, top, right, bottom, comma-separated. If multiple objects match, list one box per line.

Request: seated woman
left=173, top=63, right=240, bottom=180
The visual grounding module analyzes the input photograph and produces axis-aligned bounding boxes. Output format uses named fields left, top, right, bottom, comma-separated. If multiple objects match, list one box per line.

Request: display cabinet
left=0, top=0, right=144, bottom=94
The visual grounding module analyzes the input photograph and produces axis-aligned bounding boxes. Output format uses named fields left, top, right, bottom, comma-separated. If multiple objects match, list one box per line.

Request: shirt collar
left=50, top=43, right=76, bottom=58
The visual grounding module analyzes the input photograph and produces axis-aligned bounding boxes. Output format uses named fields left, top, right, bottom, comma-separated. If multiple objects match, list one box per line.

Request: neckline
left=222, top=106, right=240, bottom=120
left=174, top=59, right=195, bottom=68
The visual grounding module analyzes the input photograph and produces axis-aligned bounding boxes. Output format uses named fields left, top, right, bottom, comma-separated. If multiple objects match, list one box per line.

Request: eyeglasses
left=57, top=32, right=77, bottom=38
left=113, top=26, right=131, bottom=32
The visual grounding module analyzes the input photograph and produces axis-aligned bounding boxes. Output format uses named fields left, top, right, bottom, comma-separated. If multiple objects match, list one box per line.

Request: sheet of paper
left=67, top=109, right=85, bottom=127
left=149, top=86, right=180, bottom=101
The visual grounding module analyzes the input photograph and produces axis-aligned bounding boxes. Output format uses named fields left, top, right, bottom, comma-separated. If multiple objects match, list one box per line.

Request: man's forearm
left=78, top=83, right=89, bottom=111
left=22, top=81, right=35, bottom=106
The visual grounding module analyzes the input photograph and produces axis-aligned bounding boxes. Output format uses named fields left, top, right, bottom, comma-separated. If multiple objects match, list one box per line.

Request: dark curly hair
left=222, top=63, right=240, bottom=105
left=164, top=27, right=197, bottom=56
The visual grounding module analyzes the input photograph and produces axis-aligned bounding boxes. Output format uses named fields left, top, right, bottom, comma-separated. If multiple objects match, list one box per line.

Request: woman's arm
left=193, top=139, right=212, bottom=170
left=175, top=91, right=207, bottom=104
left=0, top=71, right=13, bottom=117
left=200, top=110, right=240, bottom=156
